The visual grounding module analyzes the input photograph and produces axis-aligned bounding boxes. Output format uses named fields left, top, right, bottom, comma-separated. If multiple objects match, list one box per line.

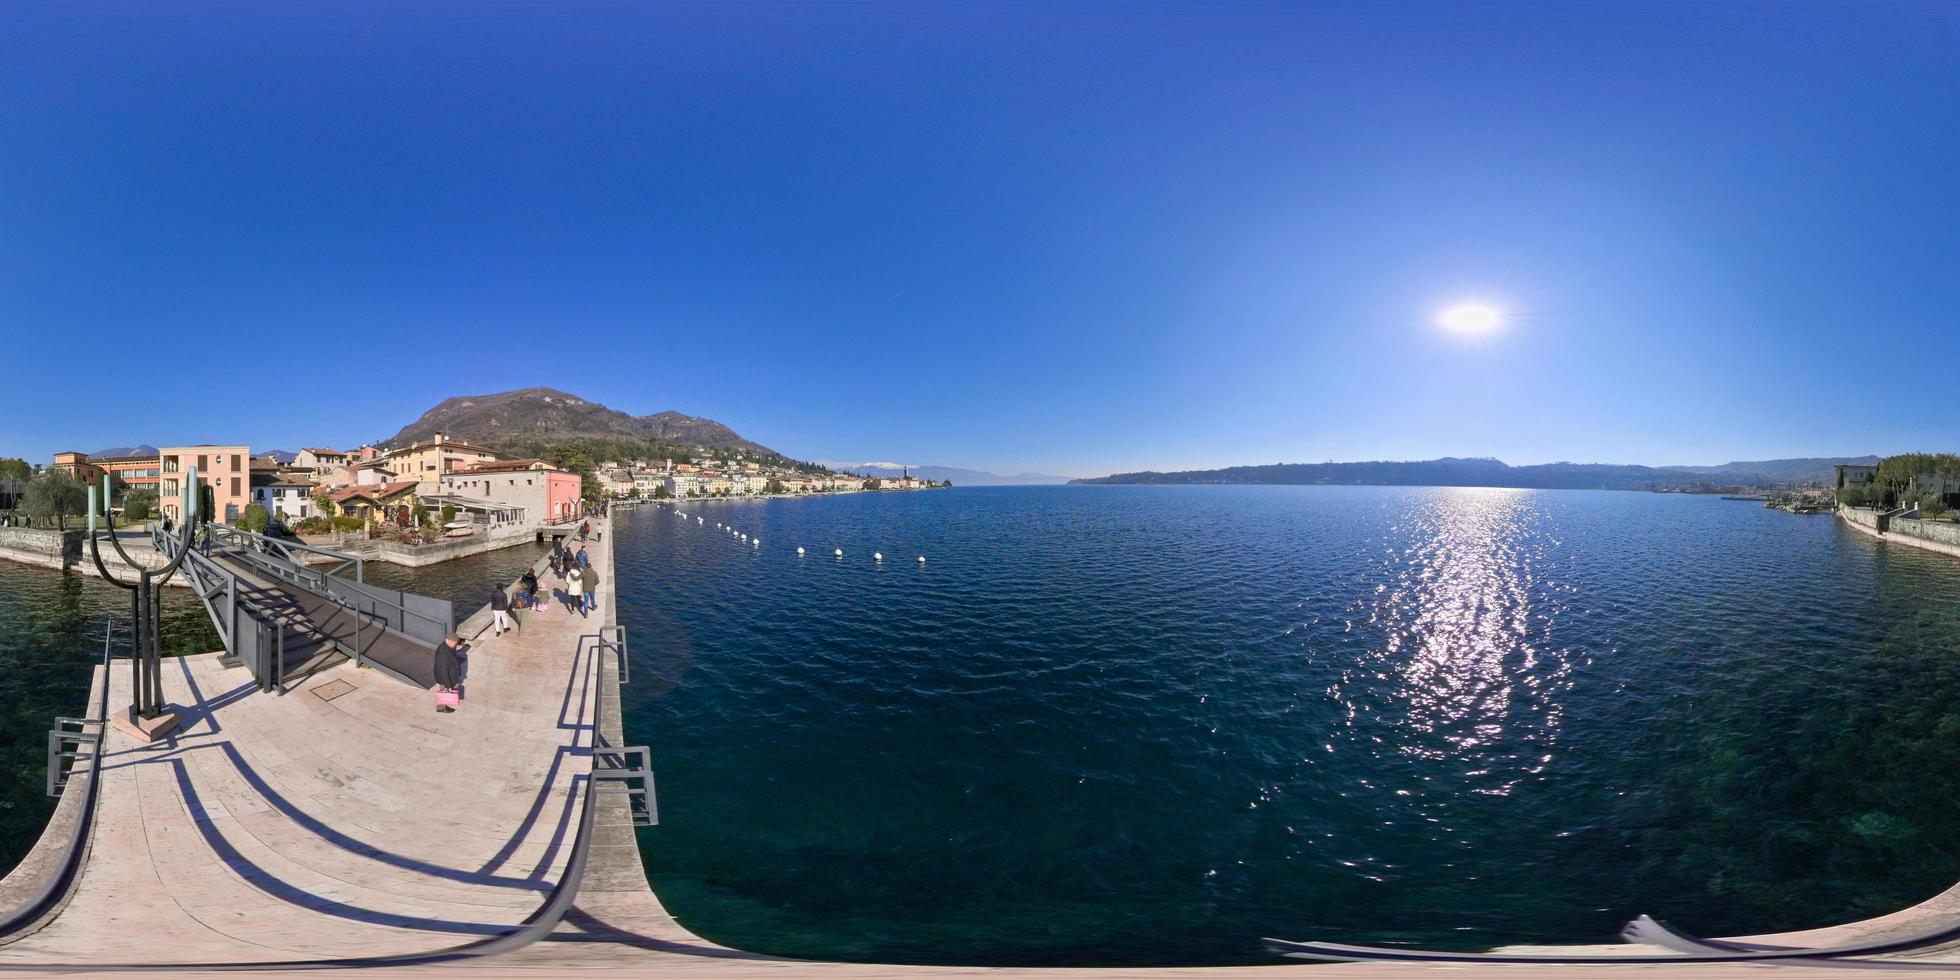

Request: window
left=230, top=477, right=240, bottom=495
left=231, top=455, right=240, bottom=472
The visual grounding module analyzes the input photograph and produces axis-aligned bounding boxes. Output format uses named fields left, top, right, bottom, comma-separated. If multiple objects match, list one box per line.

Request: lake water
left=612, top=486, right=1960, bottom=966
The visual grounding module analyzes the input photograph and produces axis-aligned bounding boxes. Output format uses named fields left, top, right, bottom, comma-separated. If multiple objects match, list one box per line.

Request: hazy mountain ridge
left=387, top=387, right=779, bottom=459
left=1073, top=456, right=1877, bottom=489
left=819, top=462, right=1072, bottom=486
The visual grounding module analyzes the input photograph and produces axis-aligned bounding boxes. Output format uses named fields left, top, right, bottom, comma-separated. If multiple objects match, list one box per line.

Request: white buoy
left=797, top=546, right=805, bottom=556
left=918, top=555, right=926, bottom=564
left=834, top=548, right=843, bottom=557
left=698, top=517, right=703, bottom=524
left=874, top=552, right=883, bottom=562
left=753, top=539, right=760, bottom=548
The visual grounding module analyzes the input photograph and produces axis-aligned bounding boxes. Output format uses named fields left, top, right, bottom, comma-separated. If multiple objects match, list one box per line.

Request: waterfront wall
left=0, top=527, right=79, bottom=559
left=1838, top=506, right=1960, bottom=560
left=343, top=523, right=541, bottom=568
left=0, top=528, right=186, bottom=586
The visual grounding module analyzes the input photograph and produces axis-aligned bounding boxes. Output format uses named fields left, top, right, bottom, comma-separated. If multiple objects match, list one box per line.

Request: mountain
left=818, top=462, right=1072, bottom=486
left=1668, top=456, right=1880, bottom=484
left=387, top=387, right=781, bottom=460
left=92, top=444, right=158, bottom=459
left=1071, top=455, right=1868, bottom=490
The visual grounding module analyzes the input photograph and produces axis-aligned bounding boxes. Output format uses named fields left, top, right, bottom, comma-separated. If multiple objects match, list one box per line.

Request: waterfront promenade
left=0, top=516, right=722, bottom=966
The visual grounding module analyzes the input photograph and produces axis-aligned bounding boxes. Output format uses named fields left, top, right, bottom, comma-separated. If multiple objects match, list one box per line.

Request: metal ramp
left=154, top=524, right=455, bottom=692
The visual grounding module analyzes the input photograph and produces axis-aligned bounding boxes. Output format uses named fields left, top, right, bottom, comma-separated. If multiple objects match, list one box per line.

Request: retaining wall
left=352, top=523, right=538, bottom=568
left=1838, top=506, right=1960, bottom=560
left=0, top=529, right=185, bottom=586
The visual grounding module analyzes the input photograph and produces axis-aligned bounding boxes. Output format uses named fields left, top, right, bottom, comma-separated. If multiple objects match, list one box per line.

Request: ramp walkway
left=153, top=525, right=453, bottom=692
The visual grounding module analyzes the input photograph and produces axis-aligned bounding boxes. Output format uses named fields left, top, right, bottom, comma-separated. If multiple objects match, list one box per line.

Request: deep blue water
left=613, top=486, right=1960, bottom=966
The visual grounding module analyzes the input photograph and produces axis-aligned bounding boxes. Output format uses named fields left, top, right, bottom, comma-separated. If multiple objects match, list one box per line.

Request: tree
left=411, top=500, right=431, bottom=528
left=0, top=458, right=30, bottom=483
left=123, top=489, right=156, bottom=522
left=863, top=478, right=883, bottom=491
left=21, top=471, right=87, bottom=529
left=240, top=503, right=271, bottom=534
left=653, top=483, right=672, bottom=499
left=313, top=489, right=338, bottom=518
left=765, top=478, right=785, bottom=495
left=439, top=504, right=458, bottom=525
left=544, top=445, right=607, bottom=510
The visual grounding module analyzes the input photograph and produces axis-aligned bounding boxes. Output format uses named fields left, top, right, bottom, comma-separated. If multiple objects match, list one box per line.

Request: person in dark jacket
left=433, top=633, right=465, bottom=712
left=581, top=563, right=599, bottom=614
left=518, top=569, right=540, bottom=609
left=489, top=587, right=512, bottom=637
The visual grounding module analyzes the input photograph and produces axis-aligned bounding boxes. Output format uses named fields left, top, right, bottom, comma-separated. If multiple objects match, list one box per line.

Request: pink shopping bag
left=435, top=689, right=460, bottom=707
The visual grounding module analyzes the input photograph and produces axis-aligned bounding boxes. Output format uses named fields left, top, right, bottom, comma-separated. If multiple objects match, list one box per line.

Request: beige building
left=380, top=433, right=506, bottom=493
left=158, top=444, right=251, bottom=525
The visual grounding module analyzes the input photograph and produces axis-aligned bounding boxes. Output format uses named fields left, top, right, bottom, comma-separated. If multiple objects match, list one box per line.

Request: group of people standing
left=549, top=534, right=599, bottom=617
left=434, top=519, right=603, bottom=715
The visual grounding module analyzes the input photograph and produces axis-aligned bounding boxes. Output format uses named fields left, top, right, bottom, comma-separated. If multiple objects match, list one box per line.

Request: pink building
left=438, top=459, right=583, bottom=523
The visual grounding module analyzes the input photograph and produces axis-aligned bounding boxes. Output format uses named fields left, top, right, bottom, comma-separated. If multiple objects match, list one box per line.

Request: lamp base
left=110, top=705, right=181, bottom=744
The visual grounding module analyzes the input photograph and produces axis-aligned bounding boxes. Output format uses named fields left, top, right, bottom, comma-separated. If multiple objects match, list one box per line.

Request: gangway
left=153, top=523, right=455, bottom=692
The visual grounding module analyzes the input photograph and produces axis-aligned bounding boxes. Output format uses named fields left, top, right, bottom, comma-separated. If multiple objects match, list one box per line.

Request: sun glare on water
left=1438, top=303, right=1502, bottom=334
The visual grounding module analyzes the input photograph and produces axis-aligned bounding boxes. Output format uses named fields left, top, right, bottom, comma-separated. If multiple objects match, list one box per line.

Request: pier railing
left=3, top=621, right=116, bottom=943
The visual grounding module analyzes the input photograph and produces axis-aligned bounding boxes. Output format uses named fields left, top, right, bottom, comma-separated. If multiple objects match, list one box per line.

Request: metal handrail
left=0, top=621, right=117, bottom=943
left=163, top=526, right=452, bottom=654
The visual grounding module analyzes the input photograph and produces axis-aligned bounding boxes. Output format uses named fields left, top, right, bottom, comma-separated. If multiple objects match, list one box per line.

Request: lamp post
left=87, top=467, right=198, bottom=742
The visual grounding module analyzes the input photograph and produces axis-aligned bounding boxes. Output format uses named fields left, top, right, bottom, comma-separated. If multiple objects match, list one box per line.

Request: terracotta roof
left=329, top=480, right=419, bottom=504
left=388, top=436, right=504, bottom=457
left=301, top=447, right=342, bottom=455
left=463, top=458, right=552, bottom=473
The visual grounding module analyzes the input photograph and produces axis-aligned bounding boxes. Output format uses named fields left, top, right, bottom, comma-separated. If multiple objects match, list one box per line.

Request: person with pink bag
left=433, top=633, right=465, bottom=713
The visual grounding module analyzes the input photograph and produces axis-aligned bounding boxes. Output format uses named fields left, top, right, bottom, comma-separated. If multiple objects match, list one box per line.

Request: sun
left=1438, top=302, right=1502, bottom=334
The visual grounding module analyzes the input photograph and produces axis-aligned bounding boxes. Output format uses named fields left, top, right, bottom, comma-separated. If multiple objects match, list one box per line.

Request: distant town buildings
left=158, top=445, right=251, bottom=524
left=11, top=426, right=936, bottom=544
left=1835, top=464, right=1877, bottom=493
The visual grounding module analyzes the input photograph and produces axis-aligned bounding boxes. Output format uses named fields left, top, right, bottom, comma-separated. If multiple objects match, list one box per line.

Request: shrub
left=439, top=505, right=457, bottom=525
left=239, top=503, right=271, bottom=534
left=331, top=515, right=365, bottom=532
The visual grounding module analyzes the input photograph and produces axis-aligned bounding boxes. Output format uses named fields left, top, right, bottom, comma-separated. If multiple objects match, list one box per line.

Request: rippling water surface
left=614, top=486, right=1960, bottom=966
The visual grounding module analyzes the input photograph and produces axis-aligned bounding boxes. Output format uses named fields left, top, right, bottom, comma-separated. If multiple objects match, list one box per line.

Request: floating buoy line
left=667, top=505, right=925, bottom=568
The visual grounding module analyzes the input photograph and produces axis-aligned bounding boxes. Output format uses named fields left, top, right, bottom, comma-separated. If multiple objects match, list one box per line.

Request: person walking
left=566, top=565, right=584, bottom=617
left=519, top=568, right=539, bottom=609
left=433, top=633, right=465, bottom=713
left=581, top=563, right=599, bottom=615
left=576, top=546, right=589, bottom=570
left=489, top=587, right=512, bottom=637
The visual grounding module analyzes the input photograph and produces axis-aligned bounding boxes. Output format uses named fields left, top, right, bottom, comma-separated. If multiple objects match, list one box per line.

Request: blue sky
left=2, top=2, right=1955, bottom=477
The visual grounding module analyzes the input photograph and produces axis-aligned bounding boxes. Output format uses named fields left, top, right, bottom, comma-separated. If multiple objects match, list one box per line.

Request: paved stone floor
left=0, top=516, right=709, bottom=966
